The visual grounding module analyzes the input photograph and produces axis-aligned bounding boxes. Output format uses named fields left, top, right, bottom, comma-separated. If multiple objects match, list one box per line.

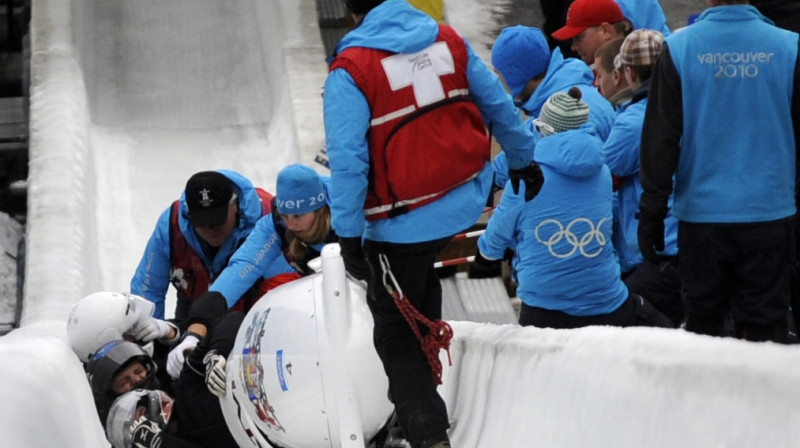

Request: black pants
left=678, top=220, right=793, bottom=343
left=518, top=292, right=673, bottom=329
left=172, top=313, right=244, bottom=448
left=623, top=257, right=683, bottom=327
left=364, top=237, right=452, bottom=447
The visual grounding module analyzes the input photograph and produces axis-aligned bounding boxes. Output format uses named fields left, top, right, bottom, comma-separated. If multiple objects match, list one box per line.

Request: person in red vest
left=323, top=1, right=543, bottom=447
left=130, top=170, right=287, bottom=323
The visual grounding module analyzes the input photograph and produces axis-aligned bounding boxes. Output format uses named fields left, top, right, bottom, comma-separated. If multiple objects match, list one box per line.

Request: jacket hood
left=335, top=0, right=439, bottom=55
left=534, top=127, right=604, bottom=178
left=521, top=48, right=595, bottom=117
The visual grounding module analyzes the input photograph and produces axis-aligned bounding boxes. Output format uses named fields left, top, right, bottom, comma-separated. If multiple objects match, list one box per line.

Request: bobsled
left=220, top=243, right=395, bottom=448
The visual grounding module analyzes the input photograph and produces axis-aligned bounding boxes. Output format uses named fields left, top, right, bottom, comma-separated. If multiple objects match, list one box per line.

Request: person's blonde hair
left=285, top=205, right=331, bottom=262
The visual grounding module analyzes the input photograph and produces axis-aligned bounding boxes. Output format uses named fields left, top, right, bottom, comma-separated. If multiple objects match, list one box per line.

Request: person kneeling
left=477, top=87, right=672, bottom=329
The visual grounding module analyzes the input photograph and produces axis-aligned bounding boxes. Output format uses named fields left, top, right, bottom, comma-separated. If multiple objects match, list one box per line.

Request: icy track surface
left=1, top=0, right=800, bottom=447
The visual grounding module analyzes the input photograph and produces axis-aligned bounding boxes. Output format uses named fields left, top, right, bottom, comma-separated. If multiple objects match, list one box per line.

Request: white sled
left=220, top=243, right=394, bottom=448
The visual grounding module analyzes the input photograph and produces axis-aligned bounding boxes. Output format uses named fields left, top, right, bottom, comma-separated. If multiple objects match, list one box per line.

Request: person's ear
left=598, top=22, right=614, bottom=39
left=624, top=65, right=639, bottom=84
left=612, top=67, right=624, bottom=86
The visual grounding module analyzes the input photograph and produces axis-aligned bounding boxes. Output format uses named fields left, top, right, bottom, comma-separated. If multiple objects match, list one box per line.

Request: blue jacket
left=130, top=170, right=276, bottom=318
left=208, top=213, right=297, bottom=308
left=615, top=0, right=671, bottom=36
left=640, top=5, right=799, bottom=223
left=479, top=129, right=628, bottom=316
left=520, top=48, right=616, bottom=141
left=209, top=179, right=334, bottom=307
left=323, top=0, right=535, bottom=242
left=603, top=83, right=678, bottom=272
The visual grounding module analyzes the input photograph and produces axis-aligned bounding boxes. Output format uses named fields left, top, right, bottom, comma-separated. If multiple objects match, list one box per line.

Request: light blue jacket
left=323, top=0, right=535, bottom=242
left=479, top=129, right=628, bottom=316
left=130, top=170, right=274, bottom=318
left=616, top=0, right=671, bottom=36
left=603, top=85, right=678, bottom=272
left=665, top=6, right=797, bottom=222
left=520, top=48, right=616, bottom=141
left=209, top=179, right=334, bottom=308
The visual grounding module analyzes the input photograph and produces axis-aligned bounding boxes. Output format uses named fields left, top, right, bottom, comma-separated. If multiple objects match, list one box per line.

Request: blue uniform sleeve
left=464, top=39, right=535, bottom=171
left=323, top=68, right=371, bottom=239
left=602, top=113, right=641, bottom=177
left=209, top=215, right=292, bottom=308
left=130, top=209, right=173, bottom=319
left=478, top=182, right=524, bottom=260
left=492, top=152, right=509, bottom=188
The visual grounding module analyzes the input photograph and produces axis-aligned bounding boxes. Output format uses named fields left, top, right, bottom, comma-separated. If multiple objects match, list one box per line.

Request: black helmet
left=86, top=340, right=158, bottom=399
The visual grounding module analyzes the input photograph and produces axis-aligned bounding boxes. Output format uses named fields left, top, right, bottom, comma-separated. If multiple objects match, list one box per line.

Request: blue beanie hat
left=276, top=164, right=327, bottom=215
left=491, top=26, right=551, bottom=98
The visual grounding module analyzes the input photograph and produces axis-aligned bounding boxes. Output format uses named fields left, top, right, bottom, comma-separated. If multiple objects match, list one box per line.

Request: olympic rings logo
left=535, top=217, right=611, bottom=259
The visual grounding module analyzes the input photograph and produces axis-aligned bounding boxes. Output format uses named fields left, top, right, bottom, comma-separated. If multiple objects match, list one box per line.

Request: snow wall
left=2, top=0, right=800, bottom=447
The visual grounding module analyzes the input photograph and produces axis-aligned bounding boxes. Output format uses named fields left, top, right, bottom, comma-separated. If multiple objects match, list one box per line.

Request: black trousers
left=172, top=313, right=244, bottom=448
left=623, top=257, right=683, bottom=327
left=678, top=220, right=793, bottom=342
left=518, top=291, right=673, bottom=329
left=363, top=237, right=452, bottom=447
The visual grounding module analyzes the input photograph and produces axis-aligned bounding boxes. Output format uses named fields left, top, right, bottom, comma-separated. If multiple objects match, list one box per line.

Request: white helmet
left=106, top=389, right=174, bottom=448
left=67, top=291, right=155, bottom=363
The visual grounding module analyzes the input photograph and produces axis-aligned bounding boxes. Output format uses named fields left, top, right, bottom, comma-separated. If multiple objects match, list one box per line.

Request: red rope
left=391, top=290, right=453, bottom=385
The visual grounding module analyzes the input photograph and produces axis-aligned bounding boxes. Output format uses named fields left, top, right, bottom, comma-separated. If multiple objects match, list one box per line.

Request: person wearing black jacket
left=638, top=0, right=800, bottom=342
left=751, top=0, right=800, bottom=32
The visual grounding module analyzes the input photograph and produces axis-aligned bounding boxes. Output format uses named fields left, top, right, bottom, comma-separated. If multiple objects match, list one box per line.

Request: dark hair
left=627, top=64, right=654, bottom=82
left=344, top=0, right=386, bottom=15
left=612, top=19, right=634, bottom=37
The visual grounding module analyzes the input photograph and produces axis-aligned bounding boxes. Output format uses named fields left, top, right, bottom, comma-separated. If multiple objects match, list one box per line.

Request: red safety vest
left=169, top=187, right=275, bottom=312
left=330, top=24, right=490, bottom=220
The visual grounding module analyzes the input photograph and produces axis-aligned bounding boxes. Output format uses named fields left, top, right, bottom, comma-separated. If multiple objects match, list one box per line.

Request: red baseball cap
left=551, top=0, right=626, bottom=41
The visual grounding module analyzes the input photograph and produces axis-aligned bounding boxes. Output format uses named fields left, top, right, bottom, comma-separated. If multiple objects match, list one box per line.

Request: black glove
left=636, top=210, right=666, bottom=264
left=130, top=415, right=163, bottom=448
left=509, top=162, right=545, bottom=202
left=473, top=250, right=500, bottom=268
left=469, top=249, right=502, bottom=279
left=339, top=237, right=370, bottom=281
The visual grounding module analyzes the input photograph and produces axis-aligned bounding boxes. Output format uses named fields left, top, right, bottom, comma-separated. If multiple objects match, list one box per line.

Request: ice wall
left=441, top=322, right=800, bottom=447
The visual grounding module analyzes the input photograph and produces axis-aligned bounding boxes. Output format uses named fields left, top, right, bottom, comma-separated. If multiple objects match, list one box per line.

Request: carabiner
left=379, top=253, right=404, bottom=299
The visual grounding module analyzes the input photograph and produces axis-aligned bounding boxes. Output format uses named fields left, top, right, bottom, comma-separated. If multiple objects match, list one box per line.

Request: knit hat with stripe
left=534, top=87, right=589, bottom=136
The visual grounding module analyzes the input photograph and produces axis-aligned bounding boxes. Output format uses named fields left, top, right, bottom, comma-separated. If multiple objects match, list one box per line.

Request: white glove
left=131, top=317, right=174, bottom=343
left=167, top=334, right=199, bottom=380
left=203, top=350, right=227, bottom=397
